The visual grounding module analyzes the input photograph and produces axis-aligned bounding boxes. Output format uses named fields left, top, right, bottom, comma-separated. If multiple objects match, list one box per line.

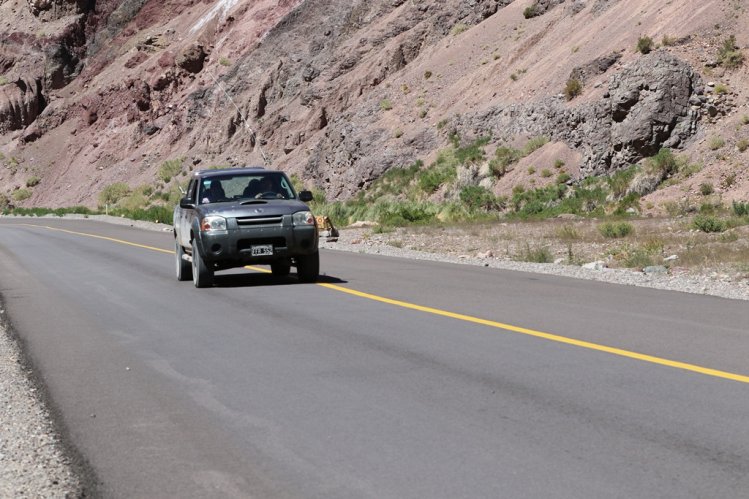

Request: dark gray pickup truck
left=173, top=167, right=319, bottom=287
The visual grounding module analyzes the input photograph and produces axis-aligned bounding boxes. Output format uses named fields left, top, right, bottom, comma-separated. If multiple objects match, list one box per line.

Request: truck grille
left=235, top=215, right=283, bottom=226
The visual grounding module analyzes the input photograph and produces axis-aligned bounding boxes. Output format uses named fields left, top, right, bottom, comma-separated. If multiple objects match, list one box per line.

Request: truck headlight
left=200, top=216, right=227, bottom=232
left=292, top=211, right=315, bottom=226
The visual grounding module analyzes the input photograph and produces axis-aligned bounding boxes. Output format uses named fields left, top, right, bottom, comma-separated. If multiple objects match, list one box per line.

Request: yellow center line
left=18, top=223, right=173, bottom=254
left=316, top=283, right=749, bottom=385
left=17, top=223, right=749, bottom=384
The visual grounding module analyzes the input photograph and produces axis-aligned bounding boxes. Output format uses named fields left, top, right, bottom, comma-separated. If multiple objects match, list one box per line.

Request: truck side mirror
left=180, top=198, right=196, bottom=209
left=298, top=190, right=313, bottom=202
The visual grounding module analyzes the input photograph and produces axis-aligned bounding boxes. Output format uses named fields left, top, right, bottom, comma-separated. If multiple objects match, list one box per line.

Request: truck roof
left=193, top=166, right=268, bottom=177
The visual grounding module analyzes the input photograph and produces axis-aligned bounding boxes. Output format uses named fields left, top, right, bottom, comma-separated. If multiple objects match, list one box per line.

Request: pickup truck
left=173, top=167, right=319, bottom=287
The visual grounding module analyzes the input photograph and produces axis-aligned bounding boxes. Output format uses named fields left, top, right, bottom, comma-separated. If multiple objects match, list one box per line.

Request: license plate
left=251, top=244, right=273, bottom=256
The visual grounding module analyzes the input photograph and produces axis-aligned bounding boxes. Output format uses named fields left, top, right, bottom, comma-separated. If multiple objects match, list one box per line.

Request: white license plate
left=251, top=245, right=273, bottom=256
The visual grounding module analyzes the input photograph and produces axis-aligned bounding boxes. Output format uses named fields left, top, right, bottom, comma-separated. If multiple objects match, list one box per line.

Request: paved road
left=1, top=218, right=748, bottom=498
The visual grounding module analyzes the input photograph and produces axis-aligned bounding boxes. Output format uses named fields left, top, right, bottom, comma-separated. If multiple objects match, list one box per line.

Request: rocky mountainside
left=0, top=0, right=747, bottom=209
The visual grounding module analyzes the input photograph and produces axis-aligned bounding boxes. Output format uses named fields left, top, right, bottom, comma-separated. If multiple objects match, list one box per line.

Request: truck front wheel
left=176, top=239, right=192, bottom=281
left=271, top=261, right=291, bottom=277
left=296, top=251, right=319, bottom=283
left=192, top=239, right=214, bottom=288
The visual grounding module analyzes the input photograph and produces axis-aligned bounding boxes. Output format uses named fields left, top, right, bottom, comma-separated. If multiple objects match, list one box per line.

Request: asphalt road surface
left=0, top=218, right=748, bottom=498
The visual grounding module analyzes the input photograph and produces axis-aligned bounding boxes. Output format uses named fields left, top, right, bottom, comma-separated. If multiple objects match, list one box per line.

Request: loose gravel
left=0, top=308, right=88, bottom=498
left=320, top=227, right=749, bottom=302
left=1, top=214, right=747, bottom=496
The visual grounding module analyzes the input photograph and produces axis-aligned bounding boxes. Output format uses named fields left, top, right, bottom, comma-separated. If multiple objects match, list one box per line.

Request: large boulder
left=605, top=51, right=701, bottom=167
left=454, top=51, right=702, bottom=177
left=176, top=44, right=206, bottom=74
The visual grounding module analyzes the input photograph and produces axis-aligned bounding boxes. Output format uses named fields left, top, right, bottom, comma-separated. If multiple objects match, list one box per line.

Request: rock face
left=0, top=0, right=728, bottom=207
left=189, top=0, right=511, bottom=198
left=455, top=51, right=702, bottom=177
left=570, top=52, right=621, bottom=84
left=27, top=0, right=91, bottom=20
left=0, top=78, right=45, bottom=133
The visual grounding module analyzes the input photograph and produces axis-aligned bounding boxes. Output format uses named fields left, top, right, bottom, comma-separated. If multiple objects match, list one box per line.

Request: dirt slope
left=0, top=0, right=747, bottom=209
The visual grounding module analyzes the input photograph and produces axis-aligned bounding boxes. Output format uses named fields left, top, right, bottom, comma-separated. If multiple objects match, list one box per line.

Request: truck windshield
left=199, top=173, right=296, bottom=204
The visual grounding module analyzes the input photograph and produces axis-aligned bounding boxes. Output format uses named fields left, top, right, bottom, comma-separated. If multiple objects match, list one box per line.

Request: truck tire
left=176, top=239, right=192, bottom=281
left=271, top=261, right=291, bottom=277
left=192, top=239, right=213, bottom=288
left=296, top=251, right=319, bottom=283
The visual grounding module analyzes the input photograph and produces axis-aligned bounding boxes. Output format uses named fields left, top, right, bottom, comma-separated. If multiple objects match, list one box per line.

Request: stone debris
left=0, top=319, right=88, bottom=497
left=582, top=261, right=607, bottom=271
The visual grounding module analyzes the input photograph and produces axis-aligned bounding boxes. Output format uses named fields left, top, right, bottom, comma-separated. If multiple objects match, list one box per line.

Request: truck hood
left=196, top=199, right=312, bottom=218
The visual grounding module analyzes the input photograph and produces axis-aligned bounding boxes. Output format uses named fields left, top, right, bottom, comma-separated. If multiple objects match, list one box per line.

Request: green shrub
left=556, top=172, right=571, bottom=184
left=0, top=76, right=9, bottom=86
left=112, top=205, right=173, bottom=224
left=623, top=248, right=656, bottom=269
left=459, top=185, right=503, bottom=211
left=527, top=166, right=536, bottom=175
left=379, top=98, right=393, bottom=111
left=699, top=182, right=714, bottom=196
left=732, top=200, right=749, bottom=216
left=0, top=193, right=9, bottom=210
left=717, top=35, right=744, bottom=69
left=489, top=146, right=522, bottom=177
left=614, top=193, right=641, bottom=216
left=661, top=35, right=677, bottom=46
left=523, top=5, right=539, bottom=19
left=219, top=57, right=231, bottom=66
left=554, top=159, right=565, bottom=169
left=564, top=78, right=583, bottom=100
left=26, top=176, right=41, bottom=187
left=741, top=115, right=749, bottom=125
left=678, top=162, right=702, bottom=179
left=737, top=139, right=749, bottom=152
left=598, top=221, right=634, bottom=238
left=709, top=136, right=725, bottom=151
left=556, top=224, right=580, bottom=240
left=451, top=23, right=469, bottom=36
left=636, top=36, right=654, bottom=54
left=541, top=168, right=552, bottom=178
left=714, top=83, right=729, bottom=95
left=517, top=243, right=553, bottom=263
left=455, top=136, right=489, bottom=164
left=158, top=158, right=183, bottom=182
left=523, top=136, right=549, bottom=155
left=647, top=148, right=678, bottom=176
left=693, top=214, right=727, bottom=233
left=380, top=202, right=436, bottom=226
left=722, top=172, right=737, bottom=189
left=99, top=182, right=131, bottom=206
left=419, top=160, right=455, bottom=193
left=117, top=192, right=149, bottom=211
left=607, top=166, right=638, bottom=198
left=511, top=184, right=566, bottom=217
left=12, top=189, right=32, bottom=202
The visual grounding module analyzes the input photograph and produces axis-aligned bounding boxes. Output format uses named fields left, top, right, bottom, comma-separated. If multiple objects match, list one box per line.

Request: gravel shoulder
left=1, top=214, right=747, bottom=496
left=0, top=305, right=90, bottom=498
left=320, top=222, right=749, bottom=302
